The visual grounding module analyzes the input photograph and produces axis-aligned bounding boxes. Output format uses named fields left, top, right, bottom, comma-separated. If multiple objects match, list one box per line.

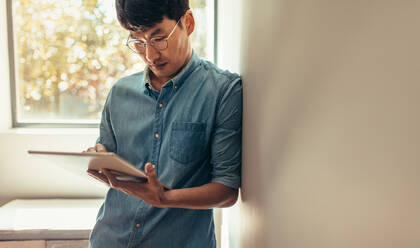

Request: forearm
left=162, top=182, right=238, bottom=209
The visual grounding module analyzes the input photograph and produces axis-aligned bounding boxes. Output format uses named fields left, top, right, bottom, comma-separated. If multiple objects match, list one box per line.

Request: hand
left=84, top=143, right=107, bottom=153
left=87, top=163, right=168, bottom=208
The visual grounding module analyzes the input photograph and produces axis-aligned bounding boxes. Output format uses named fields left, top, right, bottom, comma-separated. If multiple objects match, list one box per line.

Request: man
left=86, top=0, right=242, bottom=247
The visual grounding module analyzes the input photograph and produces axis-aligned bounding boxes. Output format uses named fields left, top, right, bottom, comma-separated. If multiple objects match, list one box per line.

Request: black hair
left=116, top=0, right=190, bottom=31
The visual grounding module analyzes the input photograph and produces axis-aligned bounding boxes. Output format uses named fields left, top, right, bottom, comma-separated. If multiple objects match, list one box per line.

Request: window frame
left=7, top=0, right=218, bottom=128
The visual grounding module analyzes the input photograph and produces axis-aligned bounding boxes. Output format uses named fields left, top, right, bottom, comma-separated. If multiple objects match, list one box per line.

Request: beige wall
left=0, top=130, right=105, bottom=207
left=235, top=0, right=420, bottom=247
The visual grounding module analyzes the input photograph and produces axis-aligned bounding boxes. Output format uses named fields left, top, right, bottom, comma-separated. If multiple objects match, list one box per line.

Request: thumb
left=96, top=144, right=107, bottom=152
left=145, top=163, right=159, bottom=186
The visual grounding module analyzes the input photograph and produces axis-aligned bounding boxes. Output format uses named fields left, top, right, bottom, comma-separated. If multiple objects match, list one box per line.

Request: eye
left=134, top=40, right=146, bottom=45
left=152, top=37, right=165, bottom=42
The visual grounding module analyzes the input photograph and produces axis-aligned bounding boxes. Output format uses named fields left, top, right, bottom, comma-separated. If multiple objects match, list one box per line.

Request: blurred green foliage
left=13, top=0, right=209, bottom=121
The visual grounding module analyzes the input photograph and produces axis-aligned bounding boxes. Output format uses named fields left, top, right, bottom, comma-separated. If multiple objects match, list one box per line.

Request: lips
left=150, top=62, right=167, bottom=70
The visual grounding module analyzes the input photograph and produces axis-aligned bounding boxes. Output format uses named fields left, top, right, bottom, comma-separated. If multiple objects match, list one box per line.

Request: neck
left=150, top=49, right=193, bottom=90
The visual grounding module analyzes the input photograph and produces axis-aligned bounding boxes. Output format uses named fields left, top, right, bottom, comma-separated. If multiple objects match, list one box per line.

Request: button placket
left=150, top=86, right=171, bottom=167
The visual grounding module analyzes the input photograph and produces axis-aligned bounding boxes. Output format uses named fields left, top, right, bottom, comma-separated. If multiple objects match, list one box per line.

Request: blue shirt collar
left=143, top=51, right=200, bottom=93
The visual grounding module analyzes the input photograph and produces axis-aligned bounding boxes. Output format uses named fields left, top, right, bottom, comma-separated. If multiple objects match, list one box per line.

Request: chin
left=155, top=68, right=176, bottom=79
left=154, top=70, right=170, bottom=78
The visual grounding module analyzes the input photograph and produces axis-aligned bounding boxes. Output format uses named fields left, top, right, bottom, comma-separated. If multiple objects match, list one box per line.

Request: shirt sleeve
left=96, top=87, right=117, bottom=153
left=210, top=77, right=243, bottom=189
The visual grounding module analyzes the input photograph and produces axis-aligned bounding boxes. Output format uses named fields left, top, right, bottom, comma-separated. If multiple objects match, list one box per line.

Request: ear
left=184, top=10, right=195, bottom=36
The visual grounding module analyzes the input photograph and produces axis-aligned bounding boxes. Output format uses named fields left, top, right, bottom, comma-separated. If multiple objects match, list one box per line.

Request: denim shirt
left=89, top=52, right=242, bottom=248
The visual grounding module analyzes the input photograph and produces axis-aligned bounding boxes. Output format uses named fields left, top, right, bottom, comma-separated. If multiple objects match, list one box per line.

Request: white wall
left=234, top=0, right=420, bottom=247
left=216, top=0, right=243, bottom=247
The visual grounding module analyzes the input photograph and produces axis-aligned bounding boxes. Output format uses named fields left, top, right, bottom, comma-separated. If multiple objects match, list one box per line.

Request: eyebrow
left=130, top=28, right=165, bottom=40
left=150, top=28, right=164, bottom=37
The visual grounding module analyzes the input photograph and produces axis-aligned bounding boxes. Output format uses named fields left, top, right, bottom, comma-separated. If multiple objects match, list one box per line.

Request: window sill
left=0, top=128, right=99, bottom=136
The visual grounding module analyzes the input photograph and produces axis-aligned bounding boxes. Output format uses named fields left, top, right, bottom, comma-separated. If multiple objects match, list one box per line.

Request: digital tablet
left=27, top=150, right=171, bottom=190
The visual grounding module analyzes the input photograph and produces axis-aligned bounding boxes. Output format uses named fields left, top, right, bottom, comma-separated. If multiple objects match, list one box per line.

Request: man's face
left=128, top=13, right=194, bottom=81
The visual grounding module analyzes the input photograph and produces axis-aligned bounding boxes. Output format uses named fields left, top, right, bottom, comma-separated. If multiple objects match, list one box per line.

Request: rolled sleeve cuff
left=211, top=176, right=241, bottom=190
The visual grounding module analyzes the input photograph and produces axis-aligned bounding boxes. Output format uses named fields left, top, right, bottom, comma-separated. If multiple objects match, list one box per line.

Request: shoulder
left=196, top=59, right=242, bottom=95
left=107, top=71, right=145, bottom=97
left=199, top=59, right=241, bottom=84
left=113, top=71, right=145, bottom=90
left=102, top=71, right=146, bottom=108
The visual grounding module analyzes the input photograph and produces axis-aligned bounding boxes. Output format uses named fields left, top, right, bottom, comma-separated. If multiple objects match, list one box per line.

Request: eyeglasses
left=126, top=18, right=181, bottom=54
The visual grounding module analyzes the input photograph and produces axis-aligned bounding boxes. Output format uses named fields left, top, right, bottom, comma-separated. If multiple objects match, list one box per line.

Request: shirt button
left=155, top=133, right=160, bottom=138
left=174, top=85, right=178, bottom=89
left=159, top=103, right=163, bottom=108
left=136, top=224, right=141, bottom=228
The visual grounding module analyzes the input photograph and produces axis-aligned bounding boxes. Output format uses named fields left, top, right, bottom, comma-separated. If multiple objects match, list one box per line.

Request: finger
left=102, top=168, right=118, bottom=187
left=101, top=169, right=137, bottom=195
left=95, top=144, right=107, bottom=152
left=87, top=169, right=110, bottom=185
left=85, top=147, right=96, bottom=152
left=145, top=163, right=159, bottom=187
left=87, top=169, right=105, bottom=179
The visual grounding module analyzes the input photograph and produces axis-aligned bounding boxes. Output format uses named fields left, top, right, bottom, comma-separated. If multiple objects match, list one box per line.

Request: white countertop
left=0, top=199, right=103, bottom=231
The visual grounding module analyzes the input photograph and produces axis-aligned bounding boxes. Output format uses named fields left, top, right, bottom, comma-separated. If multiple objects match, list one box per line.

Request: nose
left=145, top=43, right=160, bottom=64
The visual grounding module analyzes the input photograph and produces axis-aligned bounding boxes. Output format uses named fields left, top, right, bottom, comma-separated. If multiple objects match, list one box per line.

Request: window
left=8, top=0, right=215, bottom=127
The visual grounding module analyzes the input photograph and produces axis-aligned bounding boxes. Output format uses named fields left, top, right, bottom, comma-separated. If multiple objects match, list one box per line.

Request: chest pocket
left=170, top=122, right=207, bottom=164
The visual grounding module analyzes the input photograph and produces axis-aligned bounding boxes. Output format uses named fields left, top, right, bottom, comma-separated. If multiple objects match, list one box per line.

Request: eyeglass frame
left=126, top=18, right=182, bottom=54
